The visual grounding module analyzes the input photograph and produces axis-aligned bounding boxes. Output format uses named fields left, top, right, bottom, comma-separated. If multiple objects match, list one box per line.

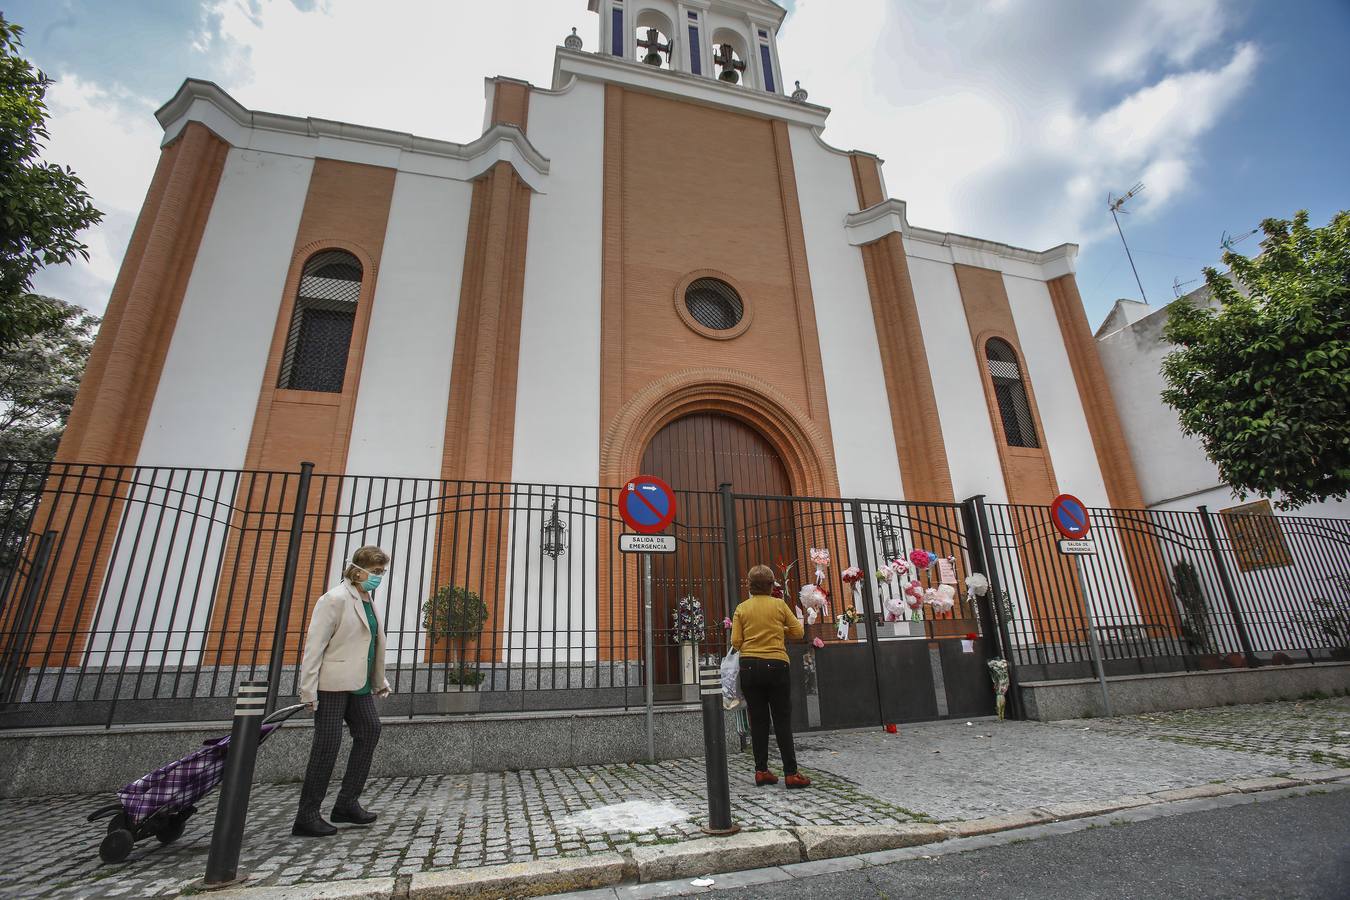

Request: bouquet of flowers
left=842, top=565, right=864, bottom=606
left=836, top=606, right=860, bottom=640
left=799, top=583, right=828, bottom=624
left=965, top=572, right=990, bottom=604
left=909, top=549, right=937, bottom=571
left=987, top=657, right=1010, bottom=719
left=672, top=595, right=706, bottom=644
left=809, top=547, right=831, bottom=584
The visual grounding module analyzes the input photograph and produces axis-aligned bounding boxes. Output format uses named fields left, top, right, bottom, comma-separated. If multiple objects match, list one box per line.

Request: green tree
left=0, top=15, right=103, bottom=351
left=1161, top=210, right=1350, bottom=510
left=0, top=296, right=98, bottom=461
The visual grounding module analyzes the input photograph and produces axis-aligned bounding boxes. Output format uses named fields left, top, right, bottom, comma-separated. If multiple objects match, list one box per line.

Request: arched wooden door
left=639, top=412, right=794, bottom=686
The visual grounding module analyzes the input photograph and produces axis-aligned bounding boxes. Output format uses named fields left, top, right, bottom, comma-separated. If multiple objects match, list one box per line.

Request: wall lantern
left=542, top=499, right=568, bottom=559
left=874, top=516, right=900, bottom=563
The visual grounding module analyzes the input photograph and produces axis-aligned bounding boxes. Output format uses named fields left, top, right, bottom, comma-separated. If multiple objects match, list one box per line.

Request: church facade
left=27, top=0, right=1192, bottom=689
left=60, top=0, right=1144, bottom=517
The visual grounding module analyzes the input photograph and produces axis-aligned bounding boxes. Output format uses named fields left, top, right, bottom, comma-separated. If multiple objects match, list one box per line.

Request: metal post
left=1, top=530, right=57, bottom=704
left=1071, top=557, right=1113, bottom=717
left=1197, top=505, right=1257, bottom=666
left=963, top=495, right=1024, bottom=720
left=718, top=483, right=740, bottom=616
left=847, top=500, right=887, bottom=725
left=699, top=663, right=739, bottom=835
left=203, top=680, right=268, bottom=887
left=643, top=552, right=655, bottom=763
left=267, top=461, right=314, bottom=714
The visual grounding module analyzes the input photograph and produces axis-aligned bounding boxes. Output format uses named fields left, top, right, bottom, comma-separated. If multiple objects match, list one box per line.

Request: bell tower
left=583, top=0, right=787, bottom=94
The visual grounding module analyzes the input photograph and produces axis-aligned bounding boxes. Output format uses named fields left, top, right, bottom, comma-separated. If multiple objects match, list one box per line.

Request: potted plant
left=1293, top=575, right=1350, bottom=660
left=1172, top=560, right=1219, bottom=666
left=672, top=596, right=705, bottom=698
left=422, top=584, right=489, bottom=687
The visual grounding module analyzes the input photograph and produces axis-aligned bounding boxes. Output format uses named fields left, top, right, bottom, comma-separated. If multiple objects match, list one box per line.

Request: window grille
left=278, top=250, right=362, bottom=393
left=985, top=338, right=1039, bottom=448
left=684, top=278, right=743, bottom=331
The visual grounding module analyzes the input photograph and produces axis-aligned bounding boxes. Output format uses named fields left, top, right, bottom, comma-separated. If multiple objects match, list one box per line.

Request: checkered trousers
left=296, top=690, right=382, bottom=823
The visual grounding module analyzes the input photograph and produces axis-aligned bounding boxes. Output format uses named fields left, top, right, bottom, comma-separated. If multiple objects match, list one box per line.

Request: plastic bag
left=720, top=650, right=744, bottom=710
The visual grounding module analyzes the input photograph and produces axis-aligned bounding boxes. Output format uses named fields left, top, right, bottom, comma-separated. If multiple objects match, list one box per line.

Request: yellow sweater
left=731, top=594, right=804, bottom=663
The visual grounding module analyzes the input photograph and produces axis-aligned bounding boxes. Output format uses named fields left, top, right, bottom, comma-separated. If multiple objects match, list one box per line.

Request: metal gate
left=729, top=490, right=1003, bottom=732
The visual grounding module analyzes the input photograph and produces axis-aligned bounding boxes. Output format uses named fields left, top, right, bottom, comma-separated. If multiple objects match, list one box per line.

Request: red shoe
left=785, top=772, right=812, bottom=789
left=754, top=770, right=779, bottom=787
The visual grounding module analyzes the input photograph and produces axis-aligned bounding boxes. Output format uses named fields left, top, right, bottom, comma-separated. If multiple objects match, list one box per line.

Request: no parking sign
left=618, top=475, right=677, bottom=535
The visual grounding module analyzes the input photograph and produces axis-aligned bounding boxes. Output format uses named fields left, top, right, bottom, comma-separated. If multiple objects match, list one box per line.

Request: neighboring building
left=1096, top=288, right=1350, bottom=518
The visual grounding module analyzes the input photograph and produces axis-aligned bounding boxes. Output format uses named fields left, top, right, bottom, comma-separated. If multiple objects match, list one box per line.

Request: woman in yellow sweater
left=731, top=564, right=810, bottom=788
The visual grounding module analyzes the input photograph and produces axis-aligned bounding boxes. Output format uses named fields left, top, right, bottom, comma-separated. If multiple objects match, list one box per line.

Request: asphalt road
left=710, top=791, right=1350, bottom=900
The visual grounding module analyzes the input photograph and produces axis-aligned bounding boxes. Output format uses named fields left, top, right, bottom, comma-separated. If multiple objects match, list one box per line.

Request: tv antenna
left=1220, top=227, right=1259, bottom=252
left=1107, top=182, right=1148, bottom=303
left=1172, top=276, right=1198, bottom=299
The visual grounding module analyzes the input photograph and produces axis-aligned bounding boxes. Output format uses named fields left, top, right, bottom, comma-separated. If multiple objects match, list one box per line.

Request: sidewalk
left=3, top=697, right=1346, bottom=899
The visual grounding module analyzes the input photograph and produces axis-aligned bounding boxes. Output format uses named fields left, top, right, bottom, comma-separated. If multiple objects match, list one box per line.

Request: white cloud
left=31, top=75, right=163, bottom=313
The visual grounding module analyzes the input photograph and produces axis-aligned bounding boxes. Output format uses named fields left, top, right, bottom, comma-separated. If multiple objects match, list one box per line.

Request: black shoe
left=331, top=802, right=377, bottom=825
left=291, top=818, right=337, bottom=837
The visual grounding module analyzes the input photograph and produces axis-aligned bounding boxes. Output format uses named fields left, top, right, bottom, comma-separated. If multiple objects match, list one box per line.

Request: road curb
left=189, top=772, right=1350, bottom=899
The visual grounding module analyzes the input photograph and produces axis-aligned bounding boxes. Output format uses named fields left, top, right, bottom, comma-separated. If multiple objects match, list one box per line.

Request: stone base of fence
left=1019, top=661, right=1350, bottom=721
left=0, top=704, right=736, bottom=799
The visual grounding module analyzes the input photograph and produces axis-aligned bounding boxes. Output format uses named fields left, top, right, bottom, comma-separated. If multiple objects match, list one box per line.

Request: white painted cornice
left=845, top=198, right=1079, bottom=281
left=154, top=78, right=552, bottom=193
left=552, top=48, right=829, bottom=127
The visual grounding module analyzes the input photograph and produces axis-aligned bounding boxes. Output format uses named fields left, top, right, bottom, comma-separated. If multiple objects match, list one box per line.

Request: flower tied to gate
left=811, top=637, right=825, bottom=649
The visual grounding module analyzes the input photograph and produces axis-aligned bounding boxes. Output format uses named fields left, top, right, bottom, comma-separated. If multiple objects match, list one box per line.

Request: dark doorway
left=639, top=413, right=794, bottom=686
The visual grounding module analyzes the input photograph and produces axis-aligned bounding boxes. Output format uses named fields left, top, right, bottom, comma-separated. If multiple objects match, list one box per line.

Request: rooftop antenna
left=1172, top=276, right=1198, bottom=299
left=1107, top=182, right=1148, bottom=303
left=1220, top=227, right=1259, bottom=252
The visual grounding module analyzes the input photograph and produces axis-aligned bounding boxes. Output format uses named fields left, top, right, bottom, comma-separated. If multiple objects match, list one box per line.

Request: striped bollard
left=203, top=680, right=269, bottom=887
left=699, top=663, right=739, bottom=836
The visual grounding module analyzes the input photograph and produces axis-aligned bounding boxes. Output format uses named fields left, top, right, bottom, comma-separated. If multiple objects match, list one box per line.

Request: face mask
left=361, top=573, right=383, bottom=592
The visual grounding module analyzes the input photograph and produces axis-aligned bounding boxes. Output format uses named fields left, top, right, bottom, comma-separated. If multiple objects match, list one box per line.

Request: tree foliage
left=1161, top=210, right=1350, bottom=510
left=0, top=15, right=103, bottom=351
left=0, top=296, right=97, bottom=461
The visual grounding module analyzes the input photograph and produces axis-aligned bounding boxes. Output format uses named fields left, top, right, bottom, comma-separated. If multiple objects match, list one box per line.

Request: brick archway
left=599, top=366, right=839, bottom=498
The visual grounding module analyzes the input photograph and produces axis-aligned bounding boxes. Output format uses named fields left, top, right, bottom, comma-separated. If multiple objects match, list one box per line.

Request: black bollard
left=699, top=663, right=740, bottom=836
left=203, top=680, right=268, bottom=887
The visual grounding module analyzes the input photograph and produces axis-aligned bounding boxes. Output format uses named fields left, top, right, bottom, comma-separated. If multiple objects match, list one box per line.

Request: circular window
left=684, top=278, right=744, bottom=331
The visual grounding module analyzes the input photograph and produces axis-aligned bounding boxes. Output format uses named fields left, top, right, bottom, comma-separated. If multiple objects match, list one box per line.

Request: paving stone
left=5, top=697, right=1346, bottom=898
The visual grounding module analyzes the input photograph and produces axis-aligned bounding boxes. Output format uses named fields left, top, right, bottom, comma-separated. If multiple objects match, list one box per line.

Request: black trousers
left=296, top=690, right=381, bottom=823
left=739, top=656, right=798, bottom=775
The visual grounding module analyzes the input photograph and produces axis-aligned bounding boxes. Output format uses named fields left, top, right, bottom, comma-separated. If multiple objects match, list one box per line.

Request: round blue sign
left=1050, top=494, right=1090, bottom=540
left=619, top=475, right=677, bottom=534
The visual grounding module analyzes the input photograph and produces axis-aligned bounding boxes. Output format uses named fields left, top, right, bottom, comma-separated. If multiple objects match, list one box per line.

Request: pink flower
left=811, top=637, right=825, bottom=649
left=722, top=617, right=732, bottom=629
left=909, top=549, right=929, bottom=569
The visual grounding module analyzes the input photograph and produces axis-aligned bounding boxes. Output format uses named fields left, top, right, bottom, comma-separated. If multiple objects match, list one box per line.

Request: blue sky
left=10, top=0, right=1350, bottom=328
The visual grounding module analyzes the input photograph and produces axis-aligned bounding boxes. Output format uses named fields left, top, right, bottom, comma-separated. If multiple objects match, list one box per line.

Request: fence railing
left=984, top=502, right=1350, bottom=682
left=0, top=460, right=1346, bottom=728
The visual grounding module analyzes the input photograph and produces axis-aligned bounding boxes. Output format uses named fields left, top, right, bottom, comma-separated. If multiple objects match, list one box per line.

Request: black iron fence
left=983, top=502, right=1350, bottom=683
left=0, top=460, right=1346, bottom=729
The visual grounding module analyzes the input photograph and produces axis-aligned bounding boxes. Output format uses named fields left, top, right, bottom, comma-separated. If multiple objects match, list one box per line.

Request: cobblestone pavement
left=0, top=750, right=917, bottom=899
left=2, top=700, right=1345, bottom=899
left=1053, top=696, right=1350, bottom=768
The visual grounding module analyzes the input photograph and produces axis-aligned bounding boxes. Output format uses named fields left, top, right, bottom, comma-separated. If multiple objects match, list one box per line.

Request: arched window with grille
left=985, top=338, right=1040, bottom=449
left=278, top=250, right=363, bottom=392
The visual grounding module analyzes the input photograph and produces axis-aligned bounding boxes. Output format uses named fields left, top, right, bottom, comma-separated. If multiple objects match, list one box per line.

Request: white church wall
left=136, top=148, right=312, bottom=469
left=512, top=81, right=604, bottom=487
left=89, top=149, right=313, bottom=668
left=787, top=125, right=904, bottom=501
left=905, top=256, right=1005, bottom=503
left=347, top=171, right=472, bottom=480
left=1004, top=275, right=1111, bottom=507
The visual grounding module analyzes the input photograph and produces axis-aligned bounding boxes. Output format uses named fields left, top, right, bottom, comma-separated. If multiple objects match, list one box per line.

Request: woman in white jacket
left=293, top=545, right=391, bottom=837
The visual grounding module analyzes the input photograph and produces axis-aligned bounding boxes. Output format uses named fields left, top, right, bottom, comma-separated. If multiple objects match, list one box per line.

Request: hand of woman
left=304, top=700, right=316, bottom=711
left=376, top=686, right=390, bottom=699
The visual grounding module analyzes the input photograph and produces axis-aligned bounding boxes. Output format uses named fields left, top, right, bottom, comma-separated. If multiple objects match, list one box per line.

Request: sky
left=10, top=0, right=1350, bottom=329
